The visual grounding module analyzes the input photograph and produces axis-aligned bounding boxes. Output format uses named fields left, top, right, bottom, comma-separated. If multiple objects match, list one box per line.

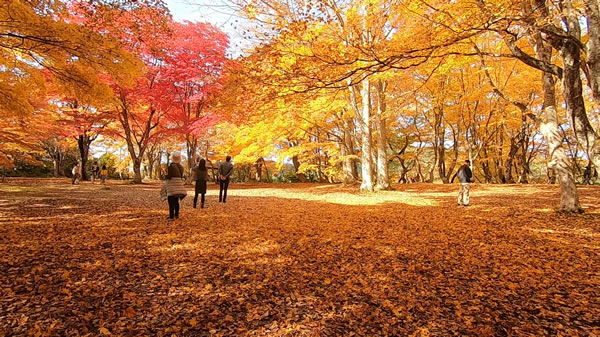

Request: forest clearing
left=1, top=179, right=598, bottom=336
left=3, top=0, right=600, bottom=335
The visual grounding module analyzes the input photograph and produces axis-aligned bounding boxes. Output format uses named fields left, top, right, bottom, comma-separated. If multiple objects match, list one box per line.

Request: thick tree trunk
left=535, top=34, right=582, bottom=212
left=131, top=159, right=142, bottom=184
left=146, top=151, right=155, bottom=180
left=156, top=150, right=163, bottom=179
left=482, top=161, right=493, bottom=183
left=359, top=77, right=374, bottom=192
left=117, top=93, right=159, bottom=184
left=53, top=159, right=61, bottom=177
left=584, top=0, right=600, bottom=103
left=519, top=133, right=531, bottom=184
left=504, top=136, right=519, bottom=184
left=555, top=1, right=600, bottom=169
left=583, top=1, right=600, bottom=168
left=53, top=154, right=64, bottom=177
left=49, top=146, right=65, bottom=177
left=77, top=135, right=91, bottom=181
left=561, top=39, right=597, bottom=154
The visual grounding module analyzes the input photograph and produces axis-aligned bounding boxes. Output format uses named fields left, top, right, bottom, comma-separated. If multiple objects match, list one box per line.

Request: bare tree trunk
left=341, top=121, right=357, bottom=184
left=519, top=129, right=531, bottom=184
left=146, top=148, right=155, bottom=180
left=77, top=134, right=92, bottom=181
left=535, top=33, right=582, bottom=212
left=496, top=130, right=506, bottom=183
left=375, top=81, right=390, bottom=190
left=584, top=0, right=600, bottom=103
left=504, top=136, right=519, bottom=184
left=434, top=110, right=448, bottom=183
left=551, top=0, right=600, bottom=169
left=45, top=143, right=66, bottom=177
left=359, top=77, right=374, bottom=192
left=443, top=125, right=460, bottom=183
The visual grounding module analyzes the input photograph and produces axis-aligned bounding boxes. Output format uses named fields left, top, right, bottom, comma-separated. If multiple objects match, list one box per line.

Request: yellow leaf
left=189, top=318, right=197, bottom=327
left=99, top=327, right=111, bottom=335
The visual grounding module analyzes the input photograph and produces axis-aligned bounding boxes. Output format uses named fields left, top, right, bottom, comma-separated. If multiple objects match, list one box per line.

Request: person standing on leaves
left=71, top=163, right=81, bottom=185
left=218, top=156, right=233, bottom=203
left=451, top=159, right=473, bottom=206
left=193, top=158, right=209, bottom=208
left=583, top=162, right=593, bottom=185
left=91, top=161, right=100, bottom=184
left=100, top=165, right=108, bottom=184
left=166, top=152, right=187, bottom=220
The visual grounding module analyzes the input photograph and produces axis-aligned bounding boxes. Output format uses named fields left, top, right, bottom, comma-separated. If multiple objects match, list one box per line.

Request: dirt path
left=0, top=179, right=598, bottom=336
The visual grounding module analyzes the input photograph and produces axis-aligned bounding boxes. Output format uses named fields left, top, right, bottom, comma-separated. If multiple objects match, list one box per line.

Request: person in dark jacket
left=218, top=156, right=233, bottom=203
left=165, top=152, right=186, bottom=219
left=451, top=160, right=473, bottom=206
left=91, top=161, right=100, bottom=184
left=583, top=162, right=593, bottom=185
left=193, top=158, right=209, bottom=208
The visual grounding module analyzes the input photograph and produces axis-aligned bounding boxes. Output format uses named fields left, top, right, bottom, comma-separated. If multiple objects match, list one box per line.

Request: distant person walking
left=451, top=160, right=473, bottom=206
left=583, top=162, right=593, bottom=185
left=165, top=152, right=187, bottom=220
left=100, top=165, right=108, bottom=184
left=193, top=158, right=209, bottom=208
left=218, top=156, right=233, bottom=203
left=91, top=161, right=100, bottom=184
left=71, top=163, right=81, bottom=185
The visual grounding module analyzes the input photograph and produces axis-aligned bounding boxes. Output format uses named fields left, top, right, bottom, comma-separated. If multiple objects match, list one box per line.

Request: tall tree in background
left=162, top=21, right=229, bottom=182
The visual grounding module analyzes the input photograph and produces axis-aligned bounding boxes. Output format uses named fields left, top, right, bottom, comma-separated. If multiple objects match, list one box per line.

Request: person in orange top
left=100, top=165, right=108, bottom=184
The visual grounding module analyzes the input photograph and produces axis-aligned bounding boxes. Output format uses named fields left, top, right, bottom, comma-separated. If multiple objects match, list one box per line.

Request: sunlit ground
left=0, top=178, right=598, bottom=336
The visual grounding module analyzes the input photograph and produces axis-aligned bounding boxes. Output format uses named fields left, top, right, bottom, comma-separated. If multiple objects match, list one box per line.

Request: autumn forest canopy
left=2, top=1, right=600, bottom=335
left=2, top=0, right=600, bottom=212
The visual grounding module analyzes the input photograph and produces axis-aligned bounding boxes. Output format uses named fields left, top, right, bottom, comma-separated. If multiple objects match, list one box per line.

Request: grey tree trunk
left=375, top=81, right=390, bottom=190
left=359, top=77, right=374, bottom=192
left=555, top=0, right=600, bottom=169
left=535, top=33, right=582, bottom=212
left=583, top=0, right=600, bottom=102
left=342, top=118, right=357, bottom=184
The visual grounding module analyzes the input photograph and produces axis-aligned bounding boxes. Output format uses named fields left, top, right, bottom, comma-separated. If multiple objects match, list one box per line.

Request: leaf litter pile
left=0, top=179, right=599, bottom=336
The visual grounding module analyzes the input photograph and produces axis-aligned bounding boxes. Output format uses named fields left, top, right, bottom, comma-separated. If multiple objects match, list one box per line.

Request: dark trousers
left=194, top=180, right=207, bottom=208
left=194, top=193, right=205, bottom=208
left=168, top=196, right=180, bottom=218
left=219, top=179, right=230, bottom=202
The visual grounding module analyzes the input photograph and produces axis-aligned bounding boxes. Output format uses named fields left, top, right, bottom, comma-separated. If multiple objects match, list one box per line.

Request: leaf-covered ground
left=0, top=179, right=598, bottom=336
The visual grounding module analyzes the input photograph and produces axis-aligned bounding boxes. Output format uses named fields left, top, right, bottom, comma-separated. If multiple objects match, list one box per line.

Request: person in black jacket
left=583, top=162, right=593, bottom=185
left=193, top=159, right=209, bottom=208
left=451, top=160, right=473, bottom=206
